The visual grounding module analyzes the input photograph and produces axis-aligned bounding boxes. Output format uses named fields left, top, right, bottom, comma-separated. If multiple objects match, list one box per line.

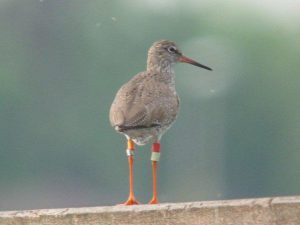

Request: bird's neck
left=147, top=58, right=176, bottom=86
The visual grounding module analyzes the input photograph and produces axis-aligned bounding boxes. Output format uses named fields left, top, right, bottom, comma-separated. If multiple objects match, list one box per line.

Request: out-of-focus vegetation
left=0, top=0, right=299, bottom=210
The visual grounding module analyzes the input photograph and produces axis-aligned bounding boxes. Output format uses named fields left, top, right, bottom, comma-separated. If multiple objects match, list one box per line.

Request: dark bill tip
left=179, top=55, right=212, bottom=71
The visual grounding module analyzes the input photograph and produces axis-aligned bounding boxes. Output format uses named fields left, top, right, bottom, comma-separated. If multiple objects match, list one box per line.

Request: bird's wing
left=109, top=72, right=179, bottom=131
left=109, top=72, right=149, bottom=129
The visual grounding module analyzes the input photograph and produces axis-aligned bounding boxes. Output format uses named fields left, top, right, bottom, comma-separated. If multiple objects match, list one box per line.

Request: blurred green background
left=0, top=0, right=299, bottom=211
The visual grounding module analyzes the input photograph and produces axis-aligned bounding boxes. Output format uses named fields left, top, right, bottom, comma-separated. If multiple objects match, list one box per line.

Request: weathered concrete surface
left=0, top=196, right=299, bottom=225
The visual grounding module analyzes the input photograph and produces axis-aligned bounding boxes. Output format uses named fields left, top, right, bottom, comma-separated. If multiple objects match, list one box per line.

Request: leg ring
left=126, top=149, right=134, bottom=156
left=151, top=152, right=160, bottom=161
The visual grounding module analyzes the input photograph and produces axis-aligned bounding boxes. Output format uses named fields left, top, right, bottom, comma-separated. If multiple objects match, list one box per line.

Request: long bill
left=179, top=55, right=212, bottom=71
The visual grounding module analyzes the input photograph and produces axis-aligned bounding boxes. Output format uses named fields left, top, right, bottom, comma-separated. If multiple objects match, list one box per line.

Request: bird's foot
left=148, top=197, right=158, bottom=204
left=122, top=196, right=139, bottom=205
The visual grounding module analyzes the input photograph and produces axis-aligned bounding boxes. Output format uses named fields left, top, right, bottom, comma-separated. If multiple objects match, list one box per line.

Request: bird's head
left=147, top=40, right=212, bottom=71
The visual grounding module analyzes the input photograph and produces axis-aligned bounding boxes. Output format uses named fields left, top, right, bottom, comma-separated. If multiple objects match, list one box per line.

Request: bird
left=109, top=40, right=212, bottom=205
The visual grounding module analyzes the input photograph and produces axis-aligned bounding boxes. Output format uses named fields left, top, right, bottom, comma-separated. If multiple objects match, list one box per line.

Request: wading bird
left=109, top=40, right=212, bottom=205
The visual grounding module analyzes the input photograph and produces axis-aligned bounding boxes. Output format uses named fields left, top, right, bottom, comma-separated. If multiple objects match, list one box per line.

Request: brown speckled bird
left=109, top=40, right=212, bottom=205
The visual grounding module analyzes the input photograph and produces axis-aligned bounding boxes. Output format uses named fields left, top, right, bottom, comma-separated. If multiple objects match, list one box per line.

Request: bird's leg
left=149, top=142, right=160, bottom=204
left=123, top=139, right=139, bottom=205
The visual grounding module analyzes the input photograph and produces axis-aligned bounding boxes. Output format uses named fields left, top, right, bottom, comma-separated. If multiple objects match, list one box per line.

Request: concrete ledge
left=0, top=196, right=300, bottom=225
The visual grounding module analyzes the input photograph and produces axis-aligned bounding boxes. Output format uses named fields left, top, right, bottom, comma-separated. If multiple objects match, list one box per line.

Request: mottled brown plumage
left=109, top=40, right=212, bottom=205
left=110, top=40, right=212, bottom=145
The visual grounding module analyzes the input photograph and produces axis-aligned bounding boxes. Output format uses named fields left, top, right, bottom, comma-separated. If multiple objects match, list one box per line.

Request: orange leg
left=149, top=143, right=160, bottom=204
left=123, top=139, right=139, bottom=205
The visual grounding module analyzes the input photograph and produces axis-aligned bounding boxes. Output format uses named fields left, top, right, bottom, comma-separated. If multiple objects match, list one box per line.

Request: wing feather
left=109, top=71, right=179, bottom=131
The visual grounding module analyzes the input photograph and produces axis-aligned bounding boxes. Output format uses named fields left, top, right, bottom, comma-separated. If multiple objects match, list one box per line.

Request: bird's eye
left=167, top=46, right=176, bottom=53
